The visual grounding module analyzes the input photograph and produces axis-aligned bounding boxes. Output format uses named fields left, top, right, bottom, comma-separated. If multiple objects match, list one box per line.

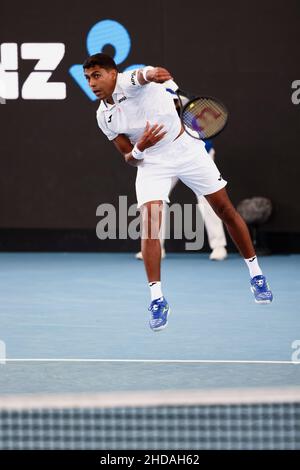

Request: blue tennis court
left=0, top=252, right=299, bottom=395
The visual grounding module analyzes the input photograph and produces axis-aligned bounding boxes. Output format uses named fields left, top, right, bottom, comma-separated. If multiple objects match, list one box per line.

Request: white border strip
left=0, top=388, right=300, bottom=410
left=3, top=359, right=299, bottom=364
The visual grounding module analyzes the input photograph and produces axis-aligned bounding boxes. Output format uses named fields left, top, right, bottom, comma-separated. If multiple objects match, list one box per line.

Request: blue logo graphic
left=69, top=19, right=144, bottom=100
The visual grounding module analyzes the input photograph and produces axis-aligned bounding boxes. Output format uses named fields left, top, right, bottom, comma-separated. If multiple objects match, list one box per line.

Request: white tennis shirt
left=96, top=69, right=182, bottom=156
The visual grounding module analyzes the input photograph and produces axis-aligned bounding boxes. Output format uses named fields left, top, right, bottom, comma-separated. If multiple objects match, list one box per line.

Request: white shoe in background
left=209, top=246, right=228, bottom=261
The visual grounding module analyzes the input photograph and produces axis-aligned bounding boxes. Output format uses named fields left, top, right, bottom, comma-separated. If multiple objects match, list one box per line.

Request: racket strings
left=182, top=98, right=228, bottom=139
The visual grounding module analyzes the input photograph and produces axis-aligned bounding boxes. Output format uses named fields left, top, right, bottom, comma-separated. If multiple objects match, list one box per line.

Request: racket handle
left=177, top=88, right=197, bottom=100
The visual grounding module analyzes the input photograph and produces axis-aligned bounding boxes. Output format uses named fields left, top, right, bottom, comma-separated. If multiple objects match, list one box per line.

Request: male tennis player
left=83, top=53, right=273, bottom=332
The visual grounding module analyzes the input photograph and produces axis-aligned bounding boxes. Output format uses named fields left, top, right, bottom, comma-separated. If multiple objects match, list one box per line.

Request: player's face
left=84, top=66, right=117, bottom=100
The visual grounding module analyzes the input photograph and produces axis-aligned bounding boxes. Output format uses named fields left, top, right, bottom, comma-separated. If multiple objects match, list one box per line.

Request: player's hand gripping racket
left=165, top=80, right=229, bottom=140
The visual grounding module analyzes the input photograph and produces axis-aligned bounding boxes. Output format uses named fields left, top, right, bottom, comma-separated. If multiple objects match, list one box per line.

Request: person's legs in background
left=197, top=195, right=227, bottom=260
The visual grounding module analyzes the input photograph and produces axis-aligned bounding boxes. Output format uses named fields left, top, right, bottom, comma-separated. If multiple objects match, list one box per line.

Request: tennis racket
left=165, top=81, right=229, bottom=140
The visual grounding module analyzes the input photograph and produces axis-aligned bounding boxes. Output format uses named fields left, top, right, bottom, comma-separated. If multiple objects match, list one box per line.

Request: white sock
left=149, top=281, right=163, bottom=301
left=244, top=256, right=263, bottom=278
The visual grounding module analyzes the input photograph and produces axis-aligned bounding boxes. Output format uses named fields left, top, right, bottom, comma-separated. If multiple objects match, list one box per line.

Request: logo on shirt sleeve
left=107, top=115, right=112, bottom=123
left=131, top=70, right=137, bottom=86
left=118, top=96, right=127, bottom=103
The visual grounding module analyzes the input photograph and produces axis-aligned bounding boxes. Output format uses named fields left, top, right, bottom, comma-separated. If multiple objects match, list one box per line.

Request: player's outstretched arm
left=137, top=67, right=173, bottom=85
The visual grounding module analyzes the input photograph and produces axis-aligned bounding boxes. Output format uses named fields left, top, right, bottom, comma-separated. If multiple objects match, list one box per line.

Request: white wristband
left=142, top=66, right=154, bottom=83
left=132, top=144, right=144, bottom=160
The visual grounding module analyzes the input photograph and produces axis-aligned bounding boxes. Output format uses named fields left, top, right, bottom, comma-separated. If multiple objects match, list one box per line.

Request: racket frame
left=176, top=89, right=229, bottom=140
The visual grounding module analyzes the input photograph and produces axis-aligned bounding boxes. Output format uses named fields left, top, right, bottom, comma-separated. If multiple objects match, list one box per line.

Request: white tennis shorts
left=135, top=131, right=227, bottom=208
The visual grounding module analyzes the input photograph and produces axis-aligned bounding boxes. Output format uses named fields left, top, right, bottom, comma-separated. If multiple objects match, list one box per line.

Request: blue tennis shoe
left=148, top=296, right=171, bottom=332
left=250, top=275, right=273, bottom=304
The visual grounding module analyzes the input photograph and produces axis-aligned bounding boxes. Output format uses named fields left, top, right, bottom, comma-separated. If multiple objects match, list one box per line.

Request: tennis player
left=83, top=53, right=273, bottom=332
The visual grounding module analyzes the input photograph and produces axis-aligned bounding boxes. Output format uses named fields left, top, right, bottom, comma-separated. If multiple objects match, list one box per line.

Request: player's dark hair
left=83, top=53, right=118, bottom=71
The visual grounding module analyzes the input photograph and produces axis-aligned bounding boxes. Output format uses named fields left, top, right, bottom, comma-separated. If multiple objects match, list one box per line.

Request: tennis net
left=0, top=387, right=299, bottom=450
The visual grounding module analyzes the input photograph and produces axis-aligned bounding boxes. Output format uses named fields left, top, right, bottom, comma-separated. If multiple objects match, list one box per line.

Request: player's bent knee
left=141, top=201, right=163, bottom=224
left=141, top=201, right=163, bottom=239
left=216, top=204, right=237, bottom=224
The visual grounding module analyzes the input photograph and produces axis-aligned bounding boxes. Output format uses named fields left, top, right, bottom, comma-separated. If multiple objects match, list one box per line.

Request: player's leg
left=140, top=200, right=163, bottom=283
left=205, top=188, right=254, bottom=258
left=177, top=134, right=273, bottom=303
left=136, top=200, right=166, bottom=260
left=136, top=177, right=178, bottom=260
left=140, top=200, right=171, bottom=331
left=205, top=187, right=272, bottom=303
left=135, top=164, right=173, bottom=330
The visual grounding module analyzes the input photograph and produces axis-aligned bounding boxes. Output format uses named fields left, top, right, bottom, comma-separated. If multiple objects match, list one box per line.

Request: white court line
left=1, top=387, right=300, bottom=410
left=3, top=359, right=299, bottom=364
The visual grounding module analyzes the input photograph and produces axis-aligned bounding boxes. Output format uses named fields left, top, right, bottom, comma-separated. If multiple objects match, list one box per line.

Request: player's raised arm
left=137, top=66, right=173, bottom=85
